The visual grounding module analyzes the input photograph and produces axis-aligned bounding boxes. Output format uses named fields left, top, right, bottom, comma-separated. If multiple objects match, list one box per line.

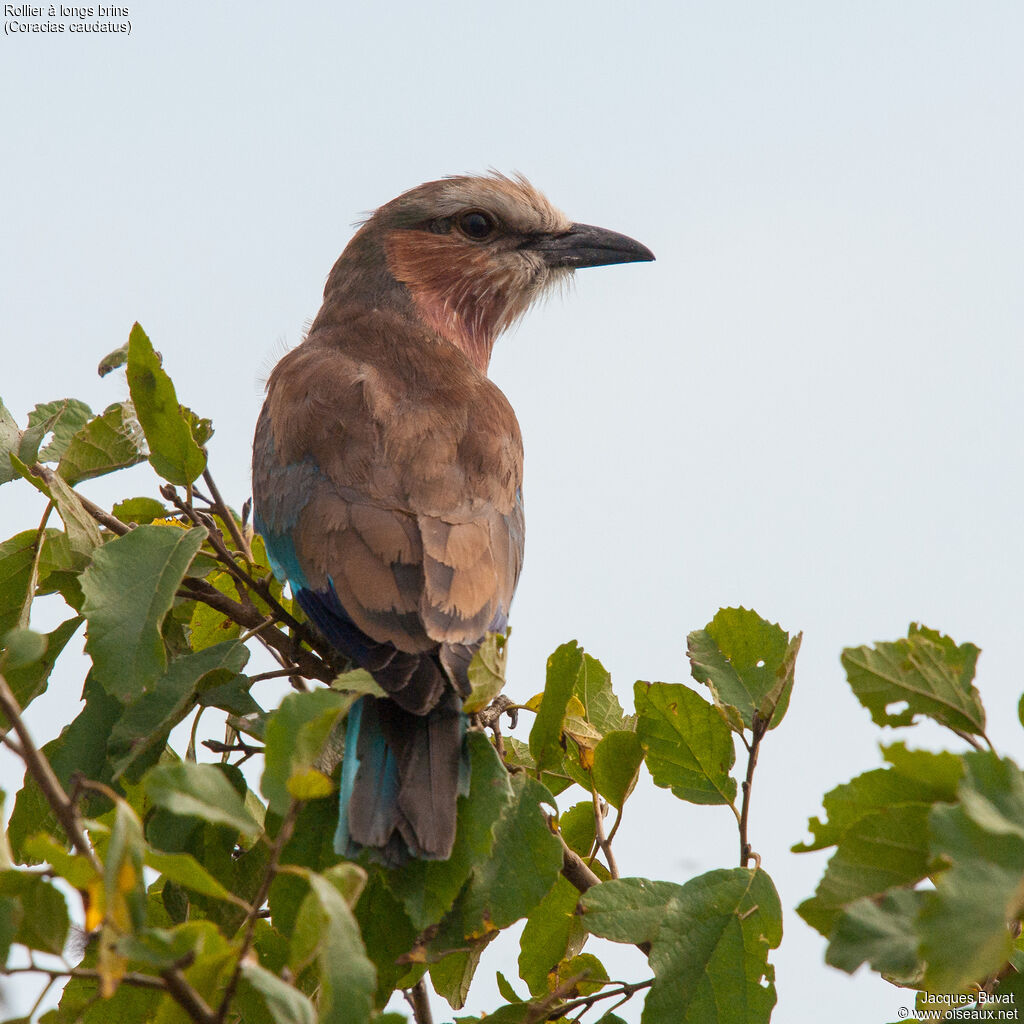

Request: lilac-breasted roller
left=252, top=174, right=653, bottom=863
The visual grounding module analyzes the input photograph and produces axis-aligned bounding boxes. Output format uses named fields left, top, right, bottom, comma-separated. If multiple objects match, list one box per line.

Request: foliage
left=0, top=324, right=1018, bottom=1023
left=795, top=626, right=1024, bottom=1013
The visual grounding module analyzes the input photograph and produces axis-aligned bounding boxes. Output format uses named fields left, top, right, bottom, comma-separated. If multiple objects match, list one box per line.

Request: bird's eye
left=457, top=210, right=496, bottom=240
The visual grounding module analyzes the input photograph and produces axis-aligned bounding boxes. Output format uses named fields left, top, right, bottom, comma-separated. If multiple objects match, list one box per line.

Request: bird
left=252, top=173, right=654, bottom=863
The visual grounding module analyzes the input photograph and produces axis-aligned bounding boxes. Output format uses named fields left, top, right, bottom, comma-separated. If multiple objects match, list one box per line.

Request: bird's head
left=325, top=173, right=654, bottom=372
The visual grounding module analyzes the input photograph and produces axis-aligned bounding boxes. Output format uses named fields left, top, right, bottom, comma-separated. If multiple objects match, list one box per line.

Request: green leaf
left=919, top=751, right=1024, bottom=991
left=187, top=570, right=241, bottom=650
left=292, top=869, right=376, bottom=1024
left=0, top=871, right=69, bottom=954
left=0, top=892, right=19, bottom=962
left=126, top=323, right=207, bottom=485
left=841, top=624, right=986, bottom=737
left=46, top=965, right=163, bottom=1022
left=794, top=745, right=962, bottom=853
left=797, top=805, right=933, bottom=937
left=530, top=641, right=584, bottom=771
left=634, top=681, right=737, bottom=805
left=440, top=773, right=562, bottom=942
left=573, top=653, right=625, bottom=734
left=101, top=797, right=149, bottom=932
left=579, top=877, right=681, bottom=945
left=462, top=631, right=508, bottom=713
left=826, top=888, right=925, bottom=982
left=109, top=641, right=249, bottom=777
left=430, top=938, right=495, bottom=1010
left=97, top=342, right=129, bottom=377
left=0, top=627, right=45, bottom=670
left=686, top=607, right=798, bottom=731
left=238, top=962, right=317, bottom=1024
left=0, top=399, right=21, bottom=484
left=2, top=617, right=81, bottom=711
left=519, top=875, right=587, bottom=997
left=559, top=801, right=596, bottom=858
left=267, top=798, right=339, bottom=936
left=592, top=730, right=643, bottom=810
left=23, top=834, right=98, bottom=889
left=554, top=952, right=608, bottom=995
left=330, top=667, right=386, bottom=698
left=502, top=736, right=575, bottom=797
left=583, top=868, right=782, bottom=1024
left=29, top=399, right=94, bottom=463
left=144, top=762, right=261, bottom=837
left=111, top=496, right=169, bottom=524
left=495, top=971, right=524, bottom=1003
left=354, top=872, right=419, bottom=1006
left=57, top=402, right=147, bottom=485
left=262, top=688, right=351, bottom=816
left=11, top=459, right=103, bottom=563
left=81, top=524, right=206, bottom=697
left=0, top=530, right=38, bottom=635
left=387, top=733, right=513, bottom=930
left=144, top=848, right=250, bottom=908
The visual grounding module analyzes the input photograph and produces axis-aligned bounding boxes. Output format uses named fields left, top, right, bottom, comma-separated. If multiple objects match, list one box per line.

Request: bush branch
left=547, top=977, right=654, bottom=1020
left=215, top=799, right=299, bottom=1023
left=404, top=978, right=435, bottom=1024
left=0, top=673, right=101, bottom=872
left=738, top=711, right=768, bottom=868
left=202, top=467, right=253, bottom=562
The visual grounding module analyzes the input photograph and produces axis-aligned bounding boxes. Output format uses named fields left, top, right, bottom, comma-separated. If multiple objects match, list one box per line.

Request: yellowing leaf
left=287, top=768, right=334, bottom=800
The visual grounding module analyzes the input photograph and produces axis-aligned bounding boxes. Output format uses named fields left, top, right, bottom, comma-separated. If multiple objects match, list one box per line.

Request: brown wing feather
left=260, top=308, right=523, bottom=676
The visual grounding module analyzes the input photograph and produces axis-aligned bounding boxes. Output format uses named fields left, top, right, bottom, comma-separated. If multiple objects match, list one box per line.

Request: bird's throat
left=384, top=231, right=513, bottom=374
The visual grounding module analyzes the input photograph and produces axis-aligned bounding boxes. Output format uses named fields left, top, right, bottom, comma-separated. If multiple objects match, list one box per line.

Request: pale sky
left=2, top=3, right=1023, bottom=1021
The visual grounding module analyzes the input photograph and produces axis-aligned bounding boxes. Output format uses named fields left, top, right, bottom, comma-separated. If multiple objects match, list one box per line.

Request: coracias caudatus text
left=252, top=173, right=653, bottom=863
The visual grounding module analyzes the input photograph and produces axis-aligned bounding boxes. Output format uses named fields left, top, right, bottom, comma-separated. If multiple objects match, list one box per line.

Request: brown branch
left=738, top=711, right=768, bottom=868
left=2, top=964, right=167, bottom=990
left=546, top=977, right=655, bottom=1021
left=162, top=485, right=313, bottom=651
left=247, top=667, right=304, bottom=684
left=0, top=673, right=101, bottom=872
left=177, top=578, right=332, bottom=682
left=31, top=464, right=131, bottom=536
left=404, top=978, right=435, bottom=1024
left=215, top=800, right=299, bottom=1023
left=557, top=834, right=602, bottom=893
left=202, top=468, right=253, bottom=562
left=161, top=965, right=217, bottom=1024
left=590, top=788, right=619, bottom=879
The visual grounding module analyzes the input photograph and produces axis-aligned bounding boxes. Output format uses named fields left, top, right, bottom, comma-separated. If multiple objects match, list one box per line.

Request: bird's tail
left=334, top=691, right=469, bottom=864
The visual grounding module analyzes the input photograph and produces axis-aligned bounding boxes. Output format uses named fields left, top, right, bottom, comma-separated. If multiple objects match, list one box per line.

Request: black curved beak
left=530, top=222, right=655, bottom=269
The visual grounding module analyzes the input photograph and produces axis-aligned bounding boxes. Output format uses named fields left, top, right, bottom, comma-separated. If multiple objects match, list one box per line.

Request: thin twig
left=589, top=788, right=619, bottom=879
left=0, top=673, right=101, bottom=872
left=738, top=711, right=768, bottom=868
left=161, top=965, right=217, bottom=1024
left=163, top=485, right=311, bottom=652
left=32, top=465, right=131, bottom=536
left=215, top=800, right=300, bottom=1023
left=404, top=978, right=435, bottom=1024
left=26, top=973, right=56, bottom=1020
left=202, top=468, right=253, bottom=561
left=0, top=731, right=25, bottom=756
left=547, top=978, right=655, bottom=1020
left=247, top=667, right=302, bottom=684
left=176, top=578, right=332, bottom=681
left=2, top=964, right=166, bottom=990
left=605, top=804, right=624, bottom=850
